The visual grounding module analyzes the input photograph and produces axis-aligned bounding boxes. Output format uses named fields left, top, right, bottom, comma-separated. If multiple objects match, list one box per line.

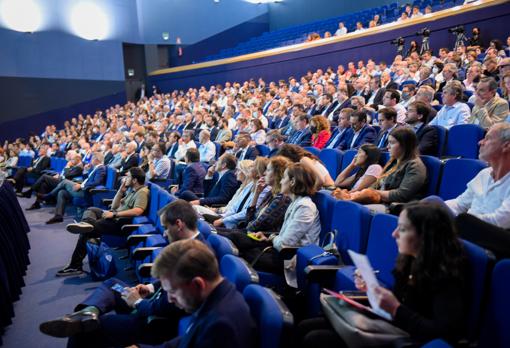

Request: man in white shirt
left=174, top=130, right=197, bottom=162
left=428, top=81, right=471, bottom=129
left=445, top=123, right=510, bottom=258
left=146, top=143, right=171, bottom=181
left=197, top=129, right=216, bottom=163
left=382, top=89, right=407, bottom=124
left=334, top=22, right=347, bottom=36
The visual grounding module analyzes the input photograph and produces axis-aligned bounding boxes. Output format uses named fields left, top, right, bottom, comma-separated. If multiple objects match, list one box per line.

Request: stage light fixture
left=70, top=2, right=109, bottom=40
left=0, top=0, right=43, bottom=33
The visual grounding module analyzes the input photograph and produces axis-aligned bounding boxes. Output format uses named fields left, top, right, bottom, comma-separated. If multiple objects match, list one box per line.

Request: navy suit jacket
left=290, top=127, right=312, bottom=147
left=200, top=170, right=240, bottom=206
left=416, top=123, right=439, bottom=156
left=325, top=127, right=354, bottom=149
left=340, top=125, right=377, bottom=150
left=161, top=280, right=257, bottom=348
left=83, top=165, right=107, bottom=190
left=119, top=153, right=140, bottom=175
left=167, top=143, right=179, bottom=159
left=268, top=148, right=279, bottom=158
left=177, top=162, right=206, bottom=196
left=235, top=146, right=259, bottom=161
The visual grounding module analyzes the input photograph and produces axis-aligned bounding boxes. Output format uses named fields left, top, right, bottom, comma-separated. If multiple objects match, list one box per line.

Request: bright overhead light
left=0, top=0, right=43, bottom=33
left=70, top=2, right=109, bottom=40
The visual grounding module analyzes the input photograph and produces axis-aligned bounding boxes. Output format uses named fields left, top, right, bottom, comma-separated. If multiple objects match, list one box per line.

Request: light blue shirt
left=198, top=141, right=216, bottom=163
left=428, top=102, right=471, bottom=129
left=147, top=156, right=171, bottom=180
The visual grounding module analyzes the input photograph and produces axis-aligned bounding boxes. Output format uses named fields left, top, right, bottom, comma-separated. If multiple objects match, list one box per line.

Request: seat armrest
left=121, top=224, right=144, bottom=234
left=138, top=262, right=154, bottom=278
left=127, top=234, right=155, bottom=246
left=90, top=188, right=114, bottom=194
left=279, top=246, right=300, bottom=260
left=133, top=247, right=161, bottom=260
left=102, top=198, right=114, bottom=205
left=304, top=265, right=345, bottom=285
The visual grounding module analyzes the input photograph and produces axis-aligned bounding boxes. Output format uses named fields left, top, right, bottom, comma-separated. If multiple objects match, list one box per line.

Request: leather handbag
left=320, top=294, right=409, bottom=348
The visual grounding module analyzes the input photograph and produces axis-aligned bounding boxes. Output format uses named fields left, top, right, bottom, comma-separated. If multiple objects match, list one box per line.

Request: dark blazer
left=340, top=125, right=377, bottom=150
left=235, top=146, right=259, bottom=161
left=162, top=280, right=257, bottom=348
left=200, top=170, right=240, bottom=206
left=268, top=148, right=279, bottom=158
left=166, top=143, right=179, bottom=159
left=104, top=151, right=114, bottom=166
left=83, top=165, right=107, bottom=190
left=289, top=127, right=312, bottom=147
left=369, top=88, right=386, bottom=108
left=176, top=162, right=206, bottom=196
left=384, top=81, right=399, bottom=91
left=374, top=125, right=400, bottom=150
left=306, top=104, right=318, bottom=117
left=32, top=156, right=51, bottom=174
left=325, top=127, right=354, bottom=149
left=119, top=153, right=140, bottom=175
left=376, top=158, right=427, bottom=203
left=329, top=99, right=352, bottom=125
left=321, top=100, right=339, bottom=116
left=416, top=124, right=439, bottom=156
left=62, top=165, right=84, bottom=180
left=274, top=115, right=290, bottom=129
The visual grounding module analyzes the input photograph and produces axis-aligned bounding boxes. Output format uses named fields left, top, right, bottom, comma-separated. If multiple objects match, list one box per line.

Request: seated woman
left=332, top=144, right=382, bottom=199
left=310, top=115, right=331, bottom=150
left=299, top=202, right=469, bottom=347
left=229, top=163, right=321, bottom=274
left=221, top=156, right=291, bottom=235
left=347, top=127, right=427, bottom=212
left=277, top=144, right=335, bottom=188
left=0, top=148, right=19, bottom=178
left=250, top=118, right=267, bottom=145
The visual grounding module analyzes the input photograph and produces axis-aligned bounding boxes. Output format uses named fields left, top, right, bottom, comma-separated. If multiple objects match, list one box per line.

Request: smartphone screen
left=111, top=283, right=127, bottom=294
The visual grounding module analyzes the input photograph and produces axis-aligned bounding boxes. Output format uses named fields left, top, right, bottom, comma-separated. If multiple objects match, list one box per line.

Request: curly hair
left=310, top=115, right=331, bottom=135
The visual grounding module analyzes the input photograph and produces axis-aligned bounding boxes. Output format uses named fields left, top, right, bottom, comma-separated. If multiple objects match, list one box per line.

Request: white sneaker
left=66, top=222, right=94, bottom=234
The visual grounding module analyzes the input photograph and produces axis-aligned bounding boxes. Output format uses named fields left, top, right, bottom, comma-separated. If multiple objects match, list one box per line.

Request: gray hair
left=479, top=77, right=499, bottom=91
left=495, top=123, right=510, bottom=142
left=444, top=80, right=464, bottom=101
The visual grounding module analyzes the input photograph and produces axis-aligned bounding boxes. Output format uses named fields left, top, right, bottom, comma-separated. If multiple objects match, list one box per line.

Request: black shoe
left=21, top=189, right=33, bottom=198
left=46, top=215, right=63, bottom=224
left=26, top=202, right=41, bottom=211
left=39, top=310, right=99, bottom=337
left=55, top=266, right=83, bottom=277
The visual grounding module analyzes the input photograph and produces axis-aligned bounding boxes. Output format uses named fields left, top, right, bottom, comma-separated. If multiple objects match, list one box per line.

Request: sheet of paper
left=347, top=249, right=392, bottom=320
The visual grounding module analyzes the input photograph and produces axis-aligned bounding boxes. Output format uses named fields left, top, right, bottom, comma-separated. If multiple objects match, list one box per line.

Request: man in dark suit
left=103, top=142, right=114, bottom=166
left=183, top=153, right=239, bottom=207
left=234, top=133, right=259, bottom=161
left=406, top=101, right=439, bottom=156
left=288, top=114, right=312, bottom=147
left=266, top=130, right=285, bottom=158
left=134, top=132, right=146, bottom=153
left=150, top=239, right=257, bottom=348
left=9, top=144, right=51, bottom=193
left=166, top=132, right=181, bottom=160
left=119, top=141, right=140, bottom=176
left=315, top=93, right=334, bottom=116
left=340, top=110, right=377, bottom=150
left=305, top=95, right=318, bottom=117
left=43, top=153, right=107, bottom=224
left=324, top=108, right=355, bottom=149
left=172, top=148, right=206, bottom=198
left=375, top=107, right=400, bottom=150
left=39, top=200, right=210, bottom=347
left=381, top=71, right=398, bottom=91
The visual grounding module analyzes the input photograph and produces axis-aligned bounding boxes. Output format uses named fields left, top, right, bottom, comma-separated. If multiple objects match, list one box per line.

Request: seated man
left=428, top=81, right=470, bottom=129
left=375, top=107, right=399, bottom=150
left=9, top=144, right=51, bottom=193
left=406, top=101, right=439, bottom=156
left=287, top=114, right=312, bottom=147
left=55, top=167, right=149, bottom=276
left=340, top=110, right=377, bottom=150
left=234, top=132, right=259, bottom=161
left=469, top=77, right=509, bottom=129
left=426, top=123, right=510, bottom=258
left=149, top=239, right=257, bottom=348
left=146, top=143, right=171, bottom=182
left=118, top=142, right=140, bottom=176
left=43, top=152, right=106, bottom=224
left=39, top=200, right=207, bottom=347
left=172, top=148, right=206, bottom=198
left=24, top=151, right=84, bottom=207
left=181, top=153, right=240, bottom=207
left=324, top=108, right=355, bottom=150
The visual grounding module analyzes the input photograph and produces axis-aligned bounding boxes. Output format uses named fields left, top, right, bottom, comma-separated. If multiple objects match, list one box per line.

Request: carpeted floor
left=2, top=197, right=135, bottom=348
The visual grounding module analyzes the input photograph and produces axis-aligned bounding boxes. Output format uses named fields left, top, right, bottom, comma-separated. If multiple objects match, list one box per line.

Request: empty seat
left=444, top=124, right=485, bottom=159
left=438, top=159, right=487, bottom=200
left=318, top=149, right=343, bottom=179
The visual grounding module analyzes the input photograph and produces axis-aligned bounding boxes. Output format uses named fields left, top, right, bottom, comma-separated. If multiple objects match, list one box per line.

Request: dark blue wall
left=149, top=3, right=510, bottom=93
left=171, top=12, right=270, bottom=66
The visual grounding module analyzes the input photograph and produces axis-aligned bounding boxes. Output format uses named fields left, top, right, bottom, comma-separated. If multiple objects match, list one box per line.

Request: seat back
left=445, top=124, right=485, bottom=159
left=461, top=239, right=493, bottom=339
left=365, top=213, right=399, bottom=288
left=311, top=190, right=337, bottom=243
left=255, top=144, right=270, bottom=157
left=243, top=284, right=294, bottom=348
left=420, top=155, right=443, bottom=196
left=155, top=191, right=176, bottom=233
left=318, top=149, right=343, bottom=178
left=50, top=156, right=60, bottom=171
left=340, top=149, right=357, bottom=171
left=213, top=142, right=222, bottom=160
left=207, top=233, right=239, bottom=260
left=438, top=159, right=487, bottom=200
left=197, top=220, right=213, bottom=238
left=430, top=125, right=447, bottom=157
left=303, top=146, right=320, bottom=157
left=147, top=184, right=162, bottom=224
left=479, top=259, right=510, bottom=347
left=105, top=166, right=118, bottom=190
left=17, top=155, right=33, bottom=167
left=331, top=200, right=372, bottom=265
left=220, top=255, right=259, bottom=292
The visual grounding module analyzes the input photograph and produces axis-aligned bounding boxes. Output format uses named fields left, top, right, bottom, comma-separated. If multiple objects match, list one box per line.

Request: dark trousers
left=11, top=167, right=39, bottom=192
left=297, top=316, right=345, bottom=348
left=457, top=213, right=510, bottom=259
left=32, top=174, right=60, bottom=194
left=69, top=208, right=128, bottom=268
left=226, top=231, right=283, bottom=274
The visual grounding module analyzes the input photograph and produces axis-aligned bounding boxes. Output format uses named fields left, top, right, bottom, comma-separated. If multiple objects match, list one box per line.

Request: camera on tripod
left=448, top=26, right=465, bottom=35
left=416, top=28, right=431, bottom=37
left=390, top=37, right=405, bottom=46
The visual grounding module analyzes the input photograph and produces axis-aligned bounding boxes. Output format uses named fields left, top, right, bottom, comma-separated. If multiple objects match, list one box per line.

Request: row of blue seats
left=204, top=0, right=461, bottom=61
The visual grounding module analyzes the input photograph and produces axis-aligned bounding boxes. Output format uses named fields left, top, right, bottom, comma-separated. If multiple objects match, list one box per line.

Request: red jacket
left=312, top=130, right=331, bottom=149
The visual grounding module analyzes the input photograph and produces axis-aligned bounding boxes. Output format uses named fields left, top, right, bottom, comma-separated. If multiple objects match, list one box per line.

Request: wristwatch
left=113, top=212, right=117, bottom=218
